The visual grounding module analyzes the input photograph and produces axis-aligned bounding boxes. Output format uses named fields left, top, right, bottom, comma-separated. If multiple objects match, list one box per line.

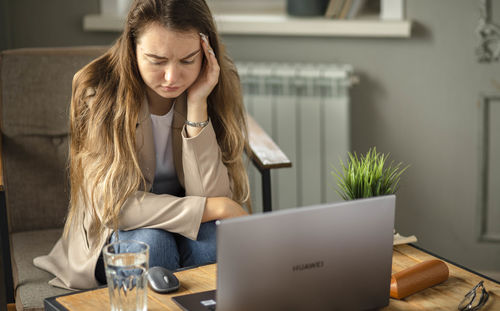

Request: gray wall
left=222, top=0, right=500, bottom=278
left=0, top=0, right=117, bottom=48
left=1, top=0, right=499, bottom=279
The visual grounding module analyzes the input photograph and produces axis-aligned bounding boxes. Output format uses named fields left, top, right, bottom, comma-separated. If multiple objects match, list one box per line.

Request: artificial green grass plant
left=333, top=147, right=408, bottom=200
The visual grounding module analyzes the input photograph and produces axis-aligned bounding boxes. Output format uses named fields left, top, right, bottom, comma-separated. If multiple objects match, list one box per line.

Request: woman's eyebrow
left=144, top=53, right=167, bottom=60
left=182, top=49, right=201, bottom=59
left=144, top=49, right=201, bottom=60
left=144, top=53, right=167, bottom=59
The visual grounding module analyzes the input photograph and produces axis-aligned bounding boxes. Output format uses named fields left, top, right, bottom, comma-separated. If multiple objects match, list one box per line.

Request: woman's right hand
left=202, top=197, right=248, bottom=222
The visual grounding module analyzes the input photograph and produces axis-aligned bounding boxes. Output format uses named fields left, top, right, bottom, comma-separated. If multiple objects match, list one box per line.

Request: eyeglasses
left=458, top=281, right=489, bottom=311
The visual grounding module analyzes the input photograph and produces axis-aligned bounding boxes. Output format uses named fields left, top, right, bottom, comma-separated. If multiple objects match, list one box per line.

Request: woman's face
left=136, top=23, right=203, bottom=102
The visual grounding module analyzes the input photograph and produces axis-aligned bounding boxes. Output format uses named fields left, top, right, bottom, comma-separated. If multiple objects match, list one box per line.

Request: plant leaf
left=331, top=147, right=409, bottom=200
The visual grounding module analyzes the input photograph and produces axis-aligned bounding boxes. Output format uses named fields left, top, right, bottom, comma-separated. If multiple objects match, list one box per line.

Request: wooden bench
left=247, top=114, right=292, bottom=212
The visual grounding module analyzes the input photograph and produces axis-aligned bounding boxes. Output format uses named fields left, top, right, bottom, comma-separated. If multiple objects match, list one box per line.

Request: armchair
left=0, top=47, right=290, bottom=311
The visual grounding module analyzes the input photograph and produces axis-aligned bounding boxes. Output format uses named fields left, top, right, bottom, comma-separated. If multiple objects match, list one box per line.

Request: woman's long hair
left=64, top=0, right=250, bottom=250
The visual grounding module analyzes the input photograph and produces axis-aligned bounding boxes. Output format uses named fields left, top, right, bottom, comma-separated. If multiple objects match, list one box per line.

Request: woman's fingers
left=199, top=33, right=220, bottom=81
left=200, top=32, right=215, bottom=57
left=187, top=33, right=220, bottom=105
left=200, top=33, right=215, bottom=58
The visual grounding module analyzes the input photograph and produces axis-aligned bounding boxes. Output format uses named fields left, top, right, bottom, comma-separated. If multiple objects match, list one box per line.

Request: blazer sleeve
left=114, top=121, right=231, bottom=239
left=96, top=120, right=231, bottom=240
left=116, top=192, right=206, bottom=240
left=181, top=120, right=233, bottom=198
left=80, top=88, right=232, bottom=239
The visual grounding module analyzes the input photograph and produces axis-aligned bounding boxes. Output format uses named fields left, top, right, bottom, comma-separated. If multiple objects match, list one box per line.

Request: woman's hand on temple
left=202, top=197, right=248, bottom=222
left=187, top=33, right=220, bottom=107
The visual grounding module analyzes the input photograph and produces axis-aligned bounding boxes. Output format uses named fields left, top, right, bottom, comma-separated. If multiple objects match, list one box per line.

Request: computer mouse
left=147, top=266, right=180, bottom=293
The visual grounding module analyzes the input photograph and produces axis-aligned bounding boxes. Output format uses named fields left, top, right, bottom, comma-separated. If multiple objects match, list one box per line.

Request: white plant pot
left=100, top=0, right=133, bottom=16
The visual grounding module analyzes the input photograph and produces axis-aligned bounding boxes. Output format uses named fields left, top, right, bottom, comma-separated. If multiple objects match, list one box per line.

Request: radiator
left=236, top=62, right=354, bottom=212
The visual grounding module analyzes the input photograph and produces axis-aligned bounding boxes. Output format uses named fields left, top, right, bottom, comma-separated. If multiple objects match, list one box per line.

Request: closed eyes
left=148, top=60, right=195, bottom=66
left=145, top=49, right=200, bottom=65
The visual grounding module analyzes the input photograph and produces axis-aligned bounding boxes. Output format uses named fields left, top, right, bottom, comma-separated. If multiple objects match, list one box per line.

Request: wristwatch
left=185, top=118, right=209, bottom=128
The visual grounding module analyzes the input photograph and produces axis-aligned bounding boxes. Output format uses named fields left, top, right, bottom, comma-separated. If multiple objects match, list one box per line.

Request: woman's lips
left=160, top=85, right=180, bottom=92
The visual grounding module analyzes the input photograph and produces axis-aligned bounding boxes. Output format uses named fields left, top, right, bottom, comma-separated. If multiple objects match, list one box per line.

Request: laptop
left=173, top=195, right=395, bottom=311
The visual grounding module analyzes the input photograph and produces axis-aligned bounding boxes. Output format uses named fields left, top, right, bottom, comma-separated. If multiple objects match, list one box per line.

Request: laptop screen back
left=215, top=195, right=395, bottom=311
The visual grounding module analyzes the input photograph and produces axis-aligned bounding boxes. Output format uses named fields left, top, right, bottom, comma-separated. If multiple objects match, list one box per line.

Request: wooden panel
left=55, top=246, right=500, bottom=311
left=0, top=134, right=3, bottom=190
left=244, top=82, right=292, bottom=212
left=246, top=114, right=291, bottom=170
left=487, top=101, right=500, bottom=235
left=478, top=96, right=500, bottom=241
left=246, top=112, right=292, bottom=212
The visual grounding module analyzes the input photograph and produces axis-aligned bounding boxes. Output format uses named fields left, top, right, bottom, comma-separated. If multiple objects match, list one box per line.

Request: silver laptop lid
left=215, top=195, right=395, bottom=311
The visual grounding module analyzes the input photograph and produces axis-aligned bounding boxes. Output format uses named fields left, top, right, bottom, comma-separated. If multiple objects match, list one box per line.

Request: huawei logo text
left=292, top=261, right=324, bottom=272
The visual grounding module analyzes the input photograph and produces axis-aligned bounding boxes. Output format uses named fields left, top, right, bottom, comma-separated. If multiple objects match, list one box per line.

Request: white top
left=150, top=106, right=182, bottom=195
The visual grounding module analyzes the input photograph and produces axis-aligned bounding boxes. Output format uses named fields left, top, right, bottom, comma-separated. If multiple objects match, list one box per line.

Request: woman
left=34, top=0, right=249, bottom=290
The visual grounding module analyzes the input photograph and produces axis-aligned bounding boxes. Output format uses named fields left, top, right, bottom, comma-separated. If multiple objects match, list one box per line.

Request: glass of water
left=103, top=240, right=149, bottom=311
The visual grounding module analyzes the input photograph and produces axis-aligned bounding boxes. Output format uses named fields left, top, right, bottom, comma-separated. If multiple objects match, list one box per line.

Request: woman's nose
left=164, top=64, right=179, bottom=84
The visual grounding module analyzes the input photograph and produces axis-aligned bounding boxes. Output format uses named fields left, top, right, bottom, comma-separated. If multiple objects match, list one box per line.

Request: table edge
left=44, top=286, right=107, bottom=311
left=44, top=296, right=67, bottom=311
left=43, top=245, right=500, bottom=311
left=409, top=244, right=500, bottom=285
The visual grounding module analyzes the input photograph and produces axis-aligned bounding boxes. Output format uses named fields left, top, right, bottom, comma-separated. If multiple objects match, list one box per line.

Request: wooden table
left=45, top=245, right=500, bottom=311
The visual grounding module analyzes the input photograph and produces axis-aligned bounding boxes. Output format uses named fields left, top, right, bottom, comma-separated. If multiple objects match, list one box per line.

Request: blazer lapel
left=135, top=97, right=156, bottom=189
left=172, top=93, right=187, bottom=187
left=135, top=93, right=187, bottom=190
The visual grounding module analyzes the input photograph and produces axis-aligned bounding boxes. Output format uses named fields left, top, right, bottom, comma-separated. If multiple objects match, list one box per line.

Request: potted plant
left=332, top=147, right=408, bottom=200
left=333, top=147, right=415, bottom=244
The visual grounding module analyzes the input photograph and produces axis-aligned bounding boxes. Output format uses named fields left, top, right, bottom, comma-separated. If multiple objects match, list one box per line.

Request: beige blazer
left=33, top=92, right=232, bottom=290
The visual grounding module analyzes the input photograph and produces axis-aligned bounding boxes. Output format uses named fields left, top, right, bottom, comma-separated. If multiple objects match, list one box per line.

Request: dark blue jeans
left=95, top=221, right=217, bottom=284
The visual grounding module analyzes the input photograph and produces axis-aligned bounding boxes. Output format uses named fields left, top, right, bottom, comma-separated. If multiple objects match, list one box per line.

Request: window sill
left=83, top=13, right=412, bottom=38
